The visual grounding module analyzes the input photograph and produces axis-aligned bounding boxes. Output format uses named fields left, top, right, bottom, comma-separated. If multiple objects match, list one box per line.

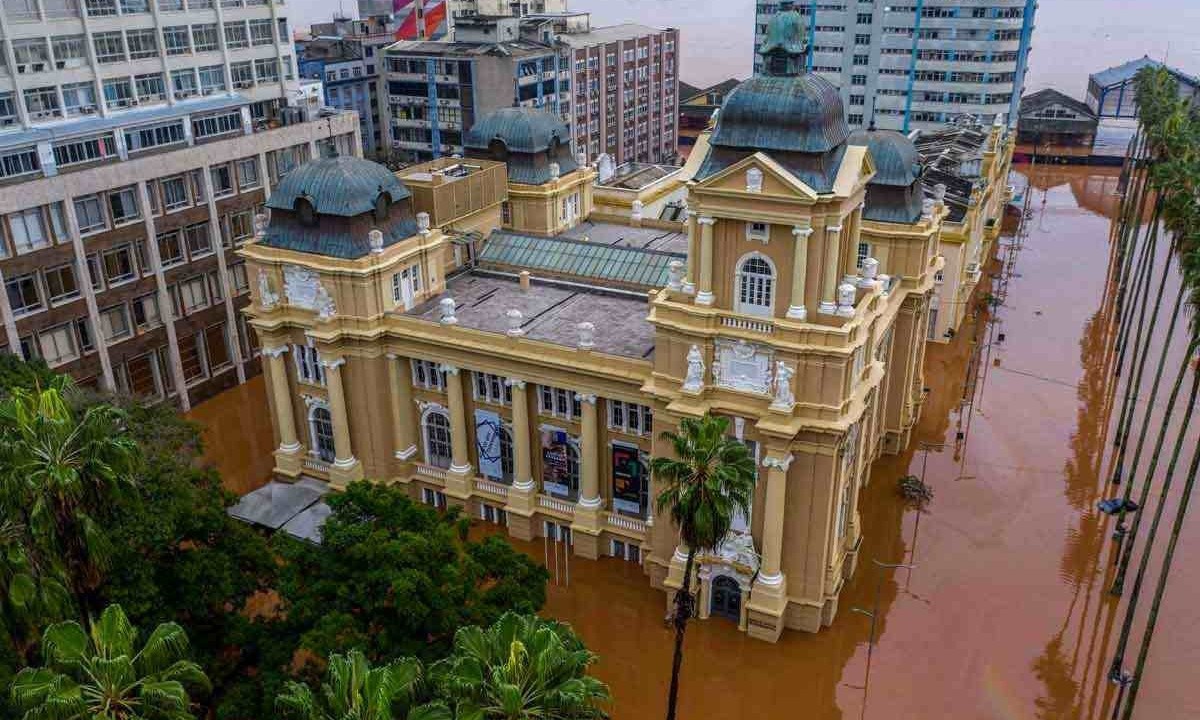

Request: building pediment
left=693, top=152, right=820, bottom=202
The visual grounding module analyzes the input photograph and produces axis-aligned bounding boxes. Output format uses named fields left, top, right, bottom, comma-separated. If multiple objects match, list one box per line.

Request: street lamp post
left=850, top=559, right=916, bottom=718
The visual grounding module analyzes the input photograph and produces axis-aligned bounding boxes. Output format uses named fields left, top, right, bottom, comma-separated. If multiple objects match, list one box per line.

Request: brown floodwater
left=188, top=165, right=1200, bottom=719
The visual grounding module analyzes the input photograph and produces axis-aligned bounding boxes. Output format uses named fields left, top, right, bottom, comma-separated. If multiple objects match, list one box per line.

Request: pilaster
left=571, top=392, right=602, bottom=558
left=264, top=345, right=303, bottom=478
left=504, top=379, right=537, bottom=540
left=442, top=363, right=473, bottom=501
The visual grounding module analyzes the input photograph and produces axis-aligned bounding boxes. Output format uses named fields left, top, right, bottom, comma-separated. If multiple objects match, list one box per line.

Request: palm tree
left=0, top=380, right=138, bottom=608
left=651, top=414, right=755, bottom=720
left=277, top=649, right=446, bottom=720
left=8, top=604, right=209, bottom=720
left=0, top=517, right=72, bottom=666
left=429, top=612, right=609, bottom=720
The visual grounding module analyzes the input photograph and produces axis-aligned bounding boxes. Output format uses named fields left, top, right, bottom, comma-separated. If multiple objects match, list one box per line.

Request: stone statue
left=439, top=297, right=458, bottom=325
left=683, top=344, right=705, bottom=393
left=506, top=308, right=525, bottom=337
left=577, top=321, right=595, bottom=350
left=549, top=162, right=561, bottom=180
left=771, top=361, right=795, bottom=410
left=858, top=257, right=879, bottom=289
left=667, top=260, right=684, bottom=291
left=597, top=153, right=615, bottom=183
left=836, top=283, right=857, bottom=318
left=314, top=283, right=336, bottom=322
left=257, top=268, right=278, bottom=309
left=417, top=212, right=431, bottom=234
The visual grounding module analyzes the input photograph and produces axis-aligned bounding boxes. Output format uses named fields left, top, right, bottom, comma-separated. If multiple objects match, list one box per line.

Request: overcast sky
left=291, top=0, right=1200, bottom=99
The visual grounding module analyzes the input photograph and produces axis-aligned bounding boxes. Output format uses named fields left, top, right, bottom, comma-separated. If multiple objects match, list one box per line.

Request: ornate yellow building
left=239, top=13, right=952, bottom=642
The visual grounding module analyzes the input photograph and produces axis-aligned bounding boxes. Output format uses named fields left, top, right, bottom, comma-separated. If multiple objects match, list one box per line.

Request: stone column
left=504, top=379, right=537, bottom=540
left=264, top=345, right=302, bottom=478
left=442, top=364, right=473, bottom=500
left=818, top=223, right=843, bottom=315
left=696, top=216, right=716, bottom=306
left=386, top=354, right=417, bottom=462
left=787, top=224, right=813, bottom=320
left=324, top=357, right=363, bottom=488
left=571, top=393, right=602, bottom=558
left=747, top=452, right=792, bottom=642
left=683, top=209, right=698, bottom=293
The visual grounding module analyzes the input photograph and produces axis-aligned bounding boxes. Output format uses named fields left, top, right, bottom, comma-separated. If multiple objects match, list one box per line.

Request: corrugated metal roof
left=266, top=155, right=412, bottom=217
left=710, top=75, right=849, bottom=154
left=478, top=230, right=683, bottom=288
left=1089, top=56, right=1200, bottom=90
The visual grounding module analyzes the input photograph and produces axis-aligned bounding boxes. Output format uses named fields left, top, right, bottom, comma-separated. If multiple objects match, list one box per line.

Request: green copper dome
left=267, top=155, right=411, bottom=218
left=758, top=10, right=808, bottom=60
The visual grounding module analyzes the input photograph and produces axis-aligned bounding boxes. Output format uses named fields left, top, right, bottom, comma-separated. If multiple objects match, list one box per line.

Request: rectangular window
left=100, top=304, right=131, bottom=340
left=102, top=245, right=135, bottom=284
left=539, top=385, right=581, bottom=420
left=8, top=207, right=51, bottom=253
left=253, top=57, right=279, bottom=83
left=228, top=211, right=254, bottom=243
left=126, top=120, right=186, bottom=152
left=126, top=29, right=158, bottom=59
left=294, top=343, right=325, bottom=385
left=51, top=35, right=87, bottom=66
left=131, top=293, right=160, bottom=330
left=857, top=241, right=870, bottom=269
left=204, top=324, right=230, bottom=371
left=0, top=93, right=19, bottom=129
left=249, top=18, right=274, bottom=45
left=163, top=26, right=190, bottom=54
left=23, top=87, right=60, bottom=120
left=5, top=273, right=42, bottom=315
left=224, top=21, right=249, bottom=49
left=198, top=65, right=226, bottom=95
left=54, top=134, right=116, bottom=167
left=38, top=323, right=78, bottom=366
left=1, top=147, right=41, bottom=178
left=13, top=38, right=50, bottom=69
left=102, top=77, right=134, bottom=109
left=61, top=82, right=98, bottom=116
left=93, top=31, right=126, bottom=63
left=76, top=318, right=94, bottom=354
left=44, top=264, right=79, bottom=303
left=191, top=24, right=218, bottom=52
left=73, top=195, right=107, bottom=234
left=179, top=276, right=208, bottom=313
left=411, top=358, right=444, bottom=390
left=85, top=255, right=103, bottom=289
left=184, top=223, right=212, bottom=257
left=235, top=157, right=260, bottom=188
left=209, top=164, right=234, bottom=197
left=135, top=73, right=167, bottom=103
left=192, top=111, right=241, bottom=138
left=230, top=61, right=254, bottom=88
left=608, top=400, right=652, bottom=436
left=157, top=230, right=184, bottom=266
left=228, top=262, right=249, bottom=294
left=120, top=0, right=149, bottom=12
left=473, top=372, right=511, bottom=406
left=851, top=74, right=867, bottom=86
left=170, top=69, right=198, bottom=99
left=107, top=187, right=140, bottom=224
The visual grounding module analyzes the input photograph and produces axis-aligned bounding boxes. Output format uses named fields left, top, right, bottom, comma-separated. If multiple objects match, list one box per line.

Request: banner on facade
left=611, top=443, right=647, bottom=516
left=475, top=408, right=504, bottom=481
left=541, top=429, right=574, bottom=498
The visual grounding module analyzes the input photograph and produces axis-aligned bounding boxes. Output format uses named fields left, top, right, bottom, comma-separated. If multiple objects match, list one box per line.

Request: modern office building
left=241, top=15, right=949, bottom=642
left=297, top=36, right=382, bottom=157
left=382, top=12, right=678, bottom=165
left=752, top=1, right=1037, bottom=131
left=0, top=0, right=360, bottom=409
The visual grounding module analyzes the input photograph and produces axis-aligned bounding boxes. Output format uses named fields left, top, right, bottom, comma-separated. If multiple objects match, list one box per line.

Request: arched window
left=424, top=411, right=453, bottom=469
left=310, top=406, right=335, bottom=463
left=499, top=428, right=514, bottom=482
left=736, top=254, right=775, bottom=317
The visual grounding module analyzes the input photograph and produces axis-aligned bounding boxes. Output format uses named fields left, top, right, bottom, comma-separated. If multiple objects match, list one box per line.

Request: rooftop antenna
left=868, top=95, right=877, bottom=131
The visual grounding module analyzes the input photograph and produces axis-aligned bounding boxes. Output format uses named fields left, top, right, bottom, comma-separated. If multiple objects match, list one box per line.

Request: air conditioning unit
left=56, top=60, right=66, bottom=69
left=16, top=64, right=26, bottom=73
left=31, top=62, right=45, bottom=72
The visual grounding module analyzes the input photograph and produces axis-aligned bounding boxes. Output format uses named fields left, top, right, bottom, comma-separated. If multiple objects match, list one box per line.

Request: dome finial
left=758, top=10, right=808, bottom=77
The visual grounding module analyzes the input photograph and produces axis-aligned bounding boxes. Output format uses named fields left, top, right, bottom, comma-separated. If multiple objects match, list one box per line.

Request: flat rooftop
left=599, top=162, right=681, bottom=190
left=559, top=220, right=687, bottom=255
left=407, top=272, right=655, bottom=360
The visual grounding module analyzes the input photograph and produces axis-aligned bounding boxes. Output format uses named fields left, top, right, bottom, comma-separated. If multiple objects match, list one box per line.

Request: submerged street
left=187, top=165, right=1200, bottom=720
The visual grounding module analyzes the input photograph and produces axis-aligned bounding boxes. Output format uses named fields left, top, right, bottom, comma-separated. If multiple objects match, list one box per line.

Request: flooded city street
left=189, top=165, right=1200, bottom=719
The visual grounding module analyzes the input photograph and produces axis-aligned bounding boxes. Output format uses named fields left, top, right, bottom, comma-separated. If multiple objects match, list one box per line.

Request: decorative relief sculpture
left=682, top=344, right=706, bottom=393
left=745, top=167, right=764, bottom=193
left=257, top=268, right=278, bottom=309
left=713, top=339, right=772, bottom=395
left=284, top=265, right=335, bottom=320
left=314, top=284, right=336, bottom=322
left=771, top=361, right=795, bottom=410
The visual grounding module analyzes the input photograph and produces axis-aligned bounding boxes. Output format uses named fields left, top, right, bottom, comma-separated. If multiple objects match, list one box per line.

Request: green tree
left=429, top=613, right=608, bottom=720
left=277, top=649, right=446, bottom=720
left=650, top=415, right=755, bottom=720
left=275, top=482, right=548, bottom=664
left=0, top=380, right=138, bottom=609
left=8, top=604, right=210, bottom=720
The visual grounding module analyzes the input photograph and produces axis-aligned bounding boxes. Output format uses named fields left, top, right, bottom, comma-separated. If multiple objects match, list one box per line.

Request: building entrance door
left=711, top=576, right=741, bottom=622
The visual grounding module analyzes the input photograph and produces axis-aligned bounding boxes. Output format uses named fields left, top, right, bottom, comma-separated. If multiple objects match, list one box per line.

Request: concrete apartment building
left=382, top=12, right=678, bottom=165
left=297, top=34, right=382, bottom=157
left=752, top=0, right=1037, bottom=131
left=0, top=0, right=360, bottom=409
